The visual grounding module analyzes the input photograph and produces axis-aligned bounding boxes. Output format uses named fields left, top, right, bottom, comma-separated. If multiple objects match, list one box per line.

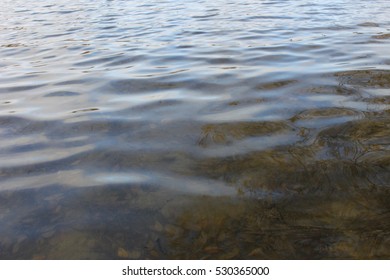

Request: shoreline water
left=1, top=0, right=389, bottom=259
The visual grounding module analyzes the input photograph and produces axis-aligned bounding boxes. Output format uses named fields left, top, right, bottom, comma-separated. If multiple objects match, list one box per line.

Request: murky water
left=1, top=0, right=389, bottom=259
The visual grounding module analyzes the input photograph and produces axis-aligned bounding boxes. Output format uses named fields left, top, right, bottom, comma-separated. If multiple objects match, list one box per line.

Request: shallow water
left=0, top=0, right=389, bottom=259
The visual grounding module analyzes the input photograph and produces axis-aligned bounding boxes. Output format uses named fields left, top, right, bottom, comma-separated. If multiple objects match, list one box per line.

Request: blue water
left=0, top=0, right=389, bottom=259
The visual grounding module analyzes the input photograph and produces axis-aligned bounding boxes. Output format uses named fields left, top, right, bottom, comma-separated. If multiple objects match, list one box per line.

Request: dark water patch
left=177, top=45, right=194, bottom=49
left=0, top=184, right=169, bottom=259
left=316, top=118, right=390, bottom=148
left=129, top=99, right=183, bottom=113
left=103, top=79, right=187, bottom=94
left=194, top=113, right=390, bottom=192
left=2, top=142, right=48, bottom=154
left=0, top=84, right=46, bottom=93
left=74, top=55, right=119, bottom=67
left=57, top=10, right=78, bottom=15
left=245, top=15, right=293, bottom=20
left=335, top=69, right=390, bottom=88
left=289, top=108, right=362, bottom=123
left=1, top=43, right=26, bottom=48
left=0, top=116, right=56, bottom=136
left=101, top=25, right=117, bottom=30
left=255, top=79, right=297, bottom=90
left=198, top=121, right=292, bottom=147
left=245, top=54, right=309, bottom=65
left=192, top=13, right=219, bottom=19
left=155, top=190, right=390, bottom=259
left=71, top=108, right=99, bottom=114
left=54, top=78, right=98, bottom=86
left=372, top=33, right=390, bottom=39
left=227, top=98, right=266, bottom=107
left=304, top=84, right=361, bottom=96
left=324, top=25, right=354, bottom=31
left=358, top=22, right=380, bottom=27
left=364, top=96, right=390, bottom=105
left=66, top=27, right=83, bottom=32
left=206, top=57, right=238, bottom=65
left=44, top=91, right=80, bottom=97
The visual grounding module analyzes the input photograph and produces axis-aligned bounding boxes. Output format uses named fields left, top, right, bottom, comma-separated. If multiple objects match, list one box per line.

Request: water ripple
left=1, top=0, right=390, bottom=259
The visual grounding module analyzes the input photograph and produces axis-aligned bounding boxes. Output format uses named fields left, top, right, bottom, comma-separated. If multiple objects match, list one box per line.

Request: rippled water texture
left=1, top=0, right=390, bottom=259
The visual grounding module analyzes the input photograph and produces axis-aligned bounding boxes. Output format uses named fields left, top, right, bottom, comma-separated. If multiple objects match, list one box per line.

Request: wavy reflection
left=1, top=0, right=390, bottom=259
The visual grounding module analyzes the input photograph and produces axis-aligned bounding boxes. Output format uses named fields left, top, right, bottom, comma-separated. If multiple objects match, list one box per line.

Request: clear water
left=0, top=0, right=389, bottom=259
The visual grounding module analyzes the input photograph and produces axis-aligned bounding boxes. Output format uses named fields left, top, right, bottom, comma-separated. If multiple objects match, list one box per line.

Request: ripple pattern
left=0, top=0, right=390, bottom=259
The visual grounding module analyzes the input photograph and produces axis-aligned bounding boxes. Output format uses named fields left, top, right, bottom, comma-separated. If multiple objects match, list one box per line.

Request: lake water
left=0, top=0, right=389, bottom=259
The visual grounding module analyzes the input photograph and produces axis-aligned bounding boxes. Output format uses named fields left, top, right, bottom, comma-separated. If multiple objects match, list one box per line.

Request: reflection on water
left=0, top=0, right=390, bottom=259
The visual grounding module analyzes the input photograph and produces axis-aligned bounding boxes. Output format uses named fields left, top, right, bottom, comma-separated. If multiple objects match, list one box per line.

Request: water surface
left=0, top=0, right=390, bottom=259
